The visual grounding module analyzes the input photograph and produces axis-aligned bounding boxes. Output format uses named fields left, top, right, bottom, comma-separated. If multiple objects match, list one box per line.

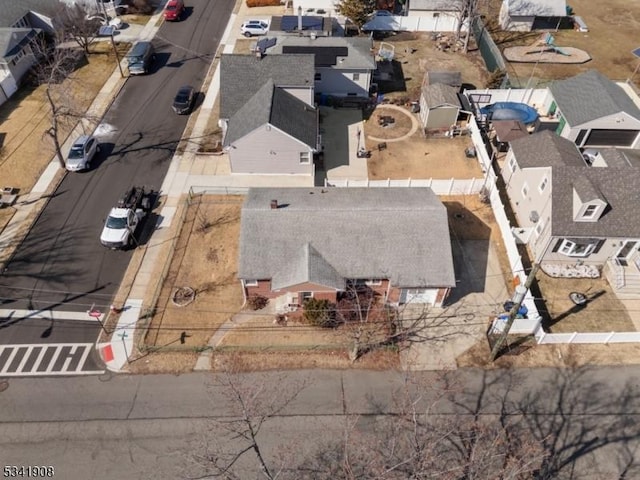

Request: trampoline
left=480, top=102, right=539, bottom=124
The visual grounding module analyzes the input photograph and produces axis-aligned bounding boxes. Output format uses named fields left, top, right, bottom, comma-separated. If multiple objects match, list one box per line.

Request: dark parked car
left=172, top=85, right=195, bottom=114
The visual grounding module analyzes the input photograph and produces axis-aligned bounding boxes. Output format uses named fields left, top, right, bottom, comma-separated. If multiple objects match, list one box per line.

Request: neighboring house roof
left=423, top=70, right=462, bottom=89
left=0, top=0, right=60, bottom=27
left=549, top=70, right=640, bottom=126
left=422, top=83, right=460, bottom=108
left=266, top=36, right=376, bottom=70
left=239, top=187, right=456, bottom=288
left=410, top=0, right=462, bottom=11
left=551, top=164, right=640, bottom=238
left=220, top=53, right=315, bottom=119
left=223, top=79, right=317, bottom=148
left=506, top=0, right=567, bottom=17
left=509, top=130, right=583, bottom=168
left=0, top=28, right=39, bottom=61
left=510, top=130, right=640, bottom=238
left=493, top=120, right=528, bottom=143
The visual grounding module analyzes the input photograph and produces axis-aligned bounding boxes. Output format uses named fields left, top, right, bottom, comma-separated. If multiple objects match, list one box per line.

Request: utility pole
left=490, top=263, right=540, bottom=361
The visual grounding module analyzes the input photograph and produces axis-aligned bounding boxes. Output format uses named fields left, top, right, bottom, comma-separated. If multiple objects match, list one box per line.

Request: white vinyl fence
left=325, top=177, right=484, bottom=194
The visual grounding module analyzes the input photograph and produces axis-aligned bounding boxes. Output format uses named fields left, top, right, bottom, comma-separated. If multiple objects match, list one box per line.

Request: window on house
left=559, top=239, right=596, bottom=257
left=535, top=221, right=544, bottom=237
left=353, top=73, right=360, bottom=81
left=300, top=291, right=313, bottom=301
left=582, top=204, right=598, bottom=219
left=244, top=279, right=258, bottom=287
left=365, top=279, right=382, bottom=286
left=539, top=176, right=548, bottom=193
left=433, top=12, right=440, bottom=17
left=575, top=129, right=587, bottom=146
left=299, top=152, right=310, bottom=164
left=508, top=156, right=517, bottom=173
left=521, top=183, right=529, bottom=198
left=314, top=72, right=321, bottom=81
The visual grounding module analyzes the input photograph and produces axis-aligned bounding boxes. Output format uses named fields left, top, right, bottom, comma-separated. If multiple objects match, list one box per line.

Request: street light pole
left=110, top=31, right=125, bottom=78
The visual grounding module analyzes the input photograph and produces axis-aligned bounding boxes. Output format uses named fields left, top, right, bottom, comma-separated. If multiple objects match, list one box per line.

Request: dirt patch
left=373, top=31, right=489, bottom=102
left=534, top=272, right=635, bottom=333
left=485, top=0, right=640, bottom=87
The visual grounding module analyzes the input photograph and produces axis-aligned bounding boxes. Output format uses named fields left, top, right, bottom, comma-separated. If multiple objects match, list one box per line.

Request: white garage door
left=400, top=288, right=438, bottom=305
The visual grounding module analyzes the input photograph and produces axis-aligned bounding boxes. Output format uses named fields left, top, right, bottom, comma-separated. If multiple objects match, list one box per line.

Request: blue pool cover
left=479, top=102, right=539, bottom=124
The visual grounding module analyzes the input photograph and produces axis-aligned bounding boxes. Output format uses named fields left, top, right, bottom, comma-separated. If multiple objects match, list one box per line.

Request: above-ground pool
left=479, top=102, right=539, bottom=124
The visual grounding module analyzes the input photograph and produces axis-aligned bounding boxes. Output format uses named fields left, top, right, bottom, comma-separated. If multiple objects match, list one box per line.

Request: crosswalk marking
left=0, top=344, right=104, bottom=377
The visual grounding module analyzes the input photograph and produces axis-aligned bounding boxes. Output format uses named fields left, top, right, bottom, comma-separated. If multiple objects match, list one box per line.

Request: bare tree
left=31, top=39, right=100, bottom=168
left=59, top=3, right=102, bottom=54
left=193, top=366, right=310, bottom=479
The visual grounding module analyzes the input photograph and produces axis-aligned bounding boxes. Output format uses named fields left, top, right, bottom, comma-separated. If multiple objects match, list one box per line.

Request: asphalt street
left=0, top=0, right=235, bottom=345
left=1, top=367, right=640, bottom=478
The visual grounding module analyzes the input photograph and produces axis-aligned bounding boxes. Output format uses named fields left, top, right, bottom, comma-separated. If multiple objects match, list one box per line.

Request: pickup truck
left=100, top=187, right=153, bottom=249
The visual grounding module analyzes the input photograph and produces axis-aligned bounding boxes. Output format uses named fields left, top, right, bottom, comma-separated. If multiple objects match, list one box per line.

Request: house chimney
left=298, top=6, right=303, bottom=32
left=270, top=199, right=278, bottom=209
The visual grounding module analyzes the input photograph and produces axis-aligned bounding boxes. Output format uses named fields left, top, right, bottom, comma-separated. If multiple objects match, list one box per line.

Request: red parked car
left=164, top=0, right=184, bottom=21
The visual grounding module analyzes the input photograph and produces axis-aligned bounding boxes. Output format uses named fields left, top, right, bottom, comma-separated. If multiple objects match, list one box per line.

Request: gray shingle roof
left=272, top=243, right=344, bottom=290
left=239, top=188, right=456, bottom=288
left=0, top=0, right=60, bottom=28
left=220, top=53, right=315, bottom=119
left=266, top=36, right=375, bottom=70
left=223, top=80, right=317, bottom=148
left=510, top=130, right=583, bottom=168
left=0, top=28, right=39, bottom=60
left=507, top=0, right=566, bottom=16
left=422, top=83, right=460, bottom=108
left=549, top=70, right=640, bottom=126
left=551, top=165, right=640, bottom=237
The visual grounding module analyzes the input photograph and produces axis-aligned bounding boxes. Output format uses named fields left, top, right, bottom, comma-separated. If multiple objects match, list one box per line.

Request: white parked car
left=241, top=20, right=269, bottom=37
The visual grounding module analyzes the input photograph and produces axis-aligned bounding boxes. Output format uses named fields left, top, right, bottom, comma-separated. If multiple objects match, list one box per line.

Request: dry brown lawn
left=457, top=337, right=640, bottom=369
left=142, top=195, right=245, bottom=349
left=534, top=272, right=634, bottom=333
left=367, top=135, right=484, bottom=180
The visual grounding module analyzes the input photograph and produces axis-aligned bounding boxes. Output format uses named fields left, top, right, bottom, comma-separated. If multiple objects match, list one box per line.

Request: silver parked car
left=65, top=135, right=100, bottom=172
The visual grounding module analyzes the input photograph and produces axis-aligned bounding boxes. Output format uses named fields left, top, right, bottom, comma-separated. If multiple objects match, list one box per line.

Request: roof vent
left=270, top=199, right=278, bottom=209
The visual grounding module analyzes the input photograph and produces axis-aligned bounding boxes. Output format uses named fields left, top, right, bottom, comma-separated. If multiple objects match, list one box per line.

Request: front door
left=615, top=240, right=639, bottom=266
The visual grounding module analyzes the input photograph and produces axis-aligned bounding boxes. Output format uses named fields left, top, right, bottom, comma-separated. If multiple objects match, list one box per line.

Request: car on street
left=164, top=0, right=185, bottom=21
left=65, top=135, right=99, bottom=171
left=241, top=20, right=269, bottom=37
left=172, top=85, right=196, bottom=114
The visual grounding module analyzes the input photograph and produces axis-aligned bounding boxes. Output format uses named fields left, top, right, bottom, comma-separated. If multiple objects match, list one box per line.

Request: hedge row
left=246, top=0, right=281, bottom=7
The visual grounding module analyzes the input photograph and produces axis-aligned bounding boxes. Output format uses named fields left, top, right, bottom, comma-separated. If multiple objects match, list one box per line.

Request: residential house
left=548, top=70, right=640, bottom=149
left=499, top=0, right=568, bottom=31
left=501, top=129, right=640, bottom=292
left=219, top=53, right=319, bottom=175
left=238, top=187, right=456, bottom=309
left=265, top=36, right=375, bottom=99
left=407, top=0, right=465, bottom=32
